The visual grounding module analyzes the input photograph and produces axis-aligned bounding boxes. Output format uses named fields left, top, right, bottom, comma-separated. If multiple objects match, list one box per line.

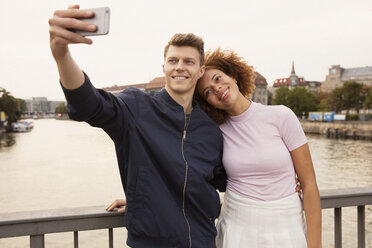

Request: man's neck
left=165, top=87, right=194, bottom=114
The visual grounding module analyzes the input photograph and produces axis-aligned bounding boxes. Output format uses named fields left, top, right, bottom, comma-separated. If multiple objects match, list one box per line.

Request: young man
left=49, top=5, right=226, bottom=248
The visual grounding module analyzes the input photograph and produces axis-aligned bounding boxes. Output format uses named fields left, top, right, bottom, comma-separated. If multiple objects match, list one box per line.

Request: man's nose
left=176, top=61, right=185, bottom=70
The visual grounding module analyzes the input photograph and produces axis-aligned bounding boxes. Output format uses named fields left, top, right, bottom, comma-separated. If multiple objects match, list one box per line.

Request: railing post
left=358, top=206, right=365, bottom=248
left=74, top=231, right=79, bottom=248
left=30, top=234, right=45, bottom=248
left=335, top=208, right=342, bottom=248
left=109, top=228, right=113, bottom=248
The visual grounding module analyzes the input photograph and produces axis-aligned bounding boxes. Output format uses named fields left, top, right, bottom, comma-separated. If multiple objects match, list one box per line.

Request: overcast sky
left=1, top=0, right=371, bottom=101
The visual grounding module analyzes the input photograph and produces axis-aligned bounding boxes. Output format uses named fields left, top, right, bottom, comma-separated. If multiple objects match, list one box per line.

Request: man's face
left=163, top=45, right=205, bottom=96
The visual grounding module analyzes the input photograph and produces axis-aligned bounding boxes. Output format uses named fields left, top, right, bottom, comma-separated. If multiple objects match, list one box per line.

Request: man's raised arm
left=49, top=4, right=96, bottom=89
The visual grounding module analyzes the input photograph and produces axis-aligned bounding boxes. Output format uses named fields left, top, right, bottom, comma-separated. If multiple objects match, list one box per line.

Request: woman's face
left=197, top=68, right=240, bottom=111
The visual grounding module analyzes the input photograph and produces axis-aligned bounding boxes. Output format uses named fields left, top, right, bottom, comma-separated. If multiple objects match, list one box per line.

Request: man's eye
left=185, top=60, right=194, bottom=64
left=216, top=76, right=221, bottom=81
left=168, top=59, right=176, bottom=63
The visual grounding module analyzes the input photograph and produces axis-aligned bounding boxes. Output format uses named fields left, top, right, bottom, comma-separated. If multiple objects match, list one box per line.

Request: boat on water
left=11, top=121, right=34, bottom=132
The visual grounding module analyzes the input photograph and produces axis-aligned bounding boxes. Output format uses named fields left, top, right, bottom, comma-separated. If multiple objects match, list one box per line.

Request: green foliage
left=273, top=87, right=317, bottom=116
left=317, top=99, right=328, bottom=112
left=0, top=88, right=21, bottom=124
left=314, top=91, right=330, bottom=112
left=329, top=82, right=364, bottom=113
left=273, top=87, right=290, bottom=106
left=343, top=82, right=364, bottom=113
left=329, top=87, right=344, bottom=113
left=365, top=88, right=372, bottom=109
left=267, top=91, right=273, bottom=105
left=346, top=114, right=359, bottom=121
left=55, top=102, right=67, bottom=114
left=18, top=99, right=27, bottom=112
left=286, top=87, right=317, bottom=116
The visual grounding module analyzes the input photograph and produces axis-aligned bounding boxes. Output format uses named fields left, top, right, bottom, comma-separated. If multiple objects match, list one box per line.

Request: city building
left=103, top=73, right=269, bottom=105
left=251, top=72, right=268, bottom=105
left=322, top=65, right=372, bottom=92
left=24, top=97, right=65, bottom=115
left=102, top=77, right=165, bottom=94
left=273, top=61, right=321, bottom=94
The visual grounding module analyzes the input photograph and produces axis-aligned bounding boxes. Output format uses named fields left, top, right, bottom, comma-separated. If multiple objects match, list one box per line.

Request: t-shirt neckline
left=228, top=100, right=256, bottom=123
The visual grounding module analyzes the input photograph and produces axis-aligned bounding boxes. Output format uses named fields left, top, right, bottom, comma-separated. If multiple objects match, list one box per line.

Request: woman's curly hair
left=195, top=48, right=256, bottom=125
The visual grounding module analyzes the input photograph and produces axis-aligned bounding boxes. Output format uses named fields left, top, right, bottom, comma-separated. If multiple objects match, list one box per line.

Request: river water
left=0, top=119, right=371, bottom=247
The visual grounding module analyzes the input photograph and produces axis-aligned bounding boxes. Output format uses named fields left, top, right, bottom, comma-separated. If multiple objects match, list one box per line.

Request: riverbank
left=300, top=120, right=372, bottom=139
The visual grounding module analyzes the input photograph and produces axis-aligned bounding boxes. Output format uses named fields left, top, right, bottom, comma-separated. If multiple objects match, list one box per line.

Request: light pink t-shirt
left=219, top=101, right=307, bottom=201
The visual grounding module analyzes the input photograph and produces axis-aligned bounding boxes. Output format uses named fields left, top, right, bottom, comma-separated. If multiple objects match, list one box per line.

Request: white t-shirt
left=219, top=101, right=307, bottom=201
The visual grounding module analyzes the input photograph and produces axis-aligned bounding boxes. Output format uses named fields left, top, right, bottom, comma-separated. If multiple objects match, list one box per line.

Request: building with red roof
left=273, top=61, right=321, bottom=94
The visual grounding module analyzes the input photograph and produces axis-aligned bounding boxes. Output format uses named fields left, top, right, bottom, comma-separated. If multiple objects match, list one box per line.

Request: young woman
left=195, top=48, right=321, bottom=248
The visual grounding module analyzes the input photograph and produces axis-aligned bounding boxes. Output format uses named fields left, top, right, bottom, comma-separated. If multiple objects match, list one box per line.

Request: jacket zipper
left=181, top=112, right=192, bottom=248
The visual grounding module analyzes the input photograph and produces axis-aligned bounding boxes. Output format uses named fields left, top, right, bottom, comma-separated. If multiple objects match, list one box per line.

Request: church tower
left=289, top=61, right=299, bottom=87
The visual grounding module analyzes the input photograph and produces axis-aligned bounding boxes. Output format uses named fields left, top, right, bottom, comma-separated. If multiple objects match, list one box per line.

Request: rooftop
left=342, top=66, right=372, bottom=77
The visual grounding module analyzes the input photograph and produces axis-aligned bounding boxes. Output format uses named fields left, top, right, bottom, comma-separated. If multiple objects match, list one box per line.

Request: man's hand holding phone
left=48, top=4, right=110, bottom=91
left=49, top=5, right=110, bottom=59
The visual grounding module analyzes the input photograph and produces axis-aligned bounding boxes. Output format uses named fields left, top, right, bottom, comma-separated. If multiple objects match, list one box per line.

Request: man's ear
left=162, top=64, right=165, bottom=73
left=198, top=65, right=206, bottom=79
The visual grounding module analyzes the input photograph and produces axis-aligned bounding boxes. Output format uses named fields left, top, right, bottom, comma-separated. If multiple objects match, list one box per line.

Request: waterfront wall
left=300, top=120, right=372, bottom=139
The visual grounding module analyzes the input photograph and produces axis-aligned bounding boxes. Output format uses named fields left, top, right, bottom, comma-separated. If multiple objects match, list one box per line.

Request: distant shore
left=300, top=119, right=372, bottom=139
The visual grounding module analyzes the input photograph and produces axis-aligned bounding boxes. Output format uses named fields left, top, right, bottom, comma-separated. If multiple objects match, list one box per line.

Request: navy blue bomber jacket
left=62, top=73, right=227, bottom=248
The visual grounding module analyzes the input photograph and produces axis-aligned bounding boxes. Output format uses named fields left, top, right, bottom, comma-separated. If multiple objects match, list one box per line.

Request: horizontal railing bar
left=0, top=187, right=371, bottom=239
left=320, top=187, right=372, bottom=209
left=0, top=206, right=125, bottom=238
left=0, top=205, right=123, bottom=225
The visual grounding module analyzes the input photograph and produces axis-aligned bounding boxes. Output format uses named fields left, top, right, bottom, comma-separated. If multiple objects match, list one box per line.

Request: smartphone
left=73, top=7, right=110, bottom=36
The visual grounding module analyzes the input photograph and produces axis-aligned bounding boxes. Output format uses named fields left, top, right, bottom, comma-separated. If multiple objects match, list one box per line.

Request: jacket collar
left=158, top=88, right=199, bottom=112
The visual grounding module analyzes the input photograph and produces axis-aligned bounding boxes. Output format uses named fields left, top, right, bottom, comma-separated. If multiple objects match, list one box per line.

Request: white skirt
left=216, top=189, right=307, bottom=248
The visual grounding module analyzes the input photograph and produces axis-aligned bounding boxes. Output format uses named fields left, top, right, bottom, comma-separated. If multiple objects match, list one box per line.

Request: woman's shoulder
left=253, top=102, right=292, bottom=115
left=252, top=103, right=296, bottom=125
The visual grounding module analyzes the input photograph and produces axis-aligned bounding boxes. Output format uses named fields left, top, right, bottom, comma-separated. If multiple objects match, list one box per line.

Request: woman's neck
left=226, top=94, right=251, bottom=116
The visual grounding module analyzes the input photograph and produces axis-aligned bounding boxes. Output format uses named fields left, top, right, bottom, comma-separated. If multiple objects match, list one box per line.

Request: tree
left=18, top=98, right=27, bottom=112
left=315, top=91, right=330, bottom=112
left=267, top=90, right=273, bottom=105
left=273, top=87, right=290, bottom=106
left=329, top=87, right=344, bottom=113
left=365, top=88, right=372, bottom=109
left=286, top=87, right=317, bottom=116
left=342, top=82, right=364, bottom=113
left=328, top=82, right=364, bottom=114
left=55, top=102, right=67, bottom=114
left=317, top=99, right=328, bottom=112
left=0, top=88, right=21, bottom=123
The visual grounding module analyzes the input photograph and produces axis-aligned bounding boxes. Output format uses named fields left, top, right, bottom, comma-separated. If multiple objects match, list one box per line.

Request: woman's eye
left=205, top=89, right=213, bottom=98
left=216, top=76, right=221, bottom=81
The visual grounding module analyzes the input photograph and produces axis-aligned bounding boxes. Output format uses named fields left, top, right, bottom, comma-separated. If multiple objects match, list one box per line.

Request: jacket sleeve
left=210, top=146, right=227, bottom=192
left=61, top=72, right=133, bottom=142
left=210, top=163, right=227, bottom=192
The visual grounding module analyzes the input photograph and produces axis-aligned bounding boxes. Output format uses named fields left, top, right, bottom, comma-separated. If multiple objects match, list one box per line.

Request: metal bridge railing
left=1, top=187, right=371, bottom=248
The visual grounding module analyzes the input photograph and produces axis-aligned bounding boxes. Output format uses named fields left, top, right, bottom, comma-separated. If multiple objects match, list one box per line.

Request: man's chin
left=166, top=86, right=195, bottom=96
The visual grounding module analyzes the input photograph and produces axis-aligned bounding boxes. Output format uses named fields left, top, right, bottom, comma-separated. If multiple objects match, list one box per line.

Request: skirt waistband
left=223, top=189, right=303, bottom=210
